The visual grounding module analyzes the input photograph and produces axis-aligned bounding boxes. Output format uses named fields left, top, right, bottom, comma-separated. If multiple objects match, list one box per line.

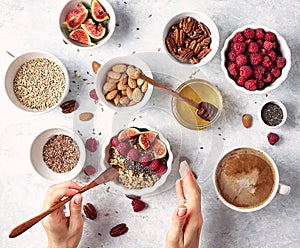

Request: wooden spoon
left=9, top=166, right=119, bottom=238
left=138, top=73, right=218, bottom=121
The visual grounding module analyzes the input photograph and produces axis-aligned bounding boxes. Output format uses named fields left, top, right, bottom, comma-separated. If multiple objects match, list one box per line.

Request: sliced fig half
left=138, top=131, right=158, bottom=150
left=81, top=19, right=106, bottom=40
left=118, top=127, right=141, bottom=142
left=69, top=29, right=95, bottom=46
left=91, top=0, right=110, bottom=22
left=152, top=139, right=167, bottom=159
left=64, top=2, right=88, bottom=30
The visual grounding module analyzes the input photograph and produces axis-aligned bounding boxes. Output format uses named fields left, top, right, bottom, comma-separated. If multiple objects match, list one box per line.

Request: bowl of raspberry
left=101, top=125, right=173, bottom=195
left=221, top=25, right=291, bottom=94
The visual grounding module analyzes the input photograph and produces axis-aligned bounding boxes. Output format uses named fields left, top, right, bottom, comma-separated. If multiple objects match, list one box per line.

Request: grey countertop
left=0, top=0, right=299, bottom=247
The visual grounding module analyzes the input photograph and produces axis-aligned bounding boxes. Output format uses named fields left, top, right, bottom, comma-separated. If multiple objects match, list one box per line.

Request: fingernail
left=177, top=206, right=187, bottom=217
left=74, top=181, right=85, bottom=187
left=179, top=160, right=190, bottom=178
left=74, top=194, right=82, bottom=205
left=70, top=188, right=79, bottom=193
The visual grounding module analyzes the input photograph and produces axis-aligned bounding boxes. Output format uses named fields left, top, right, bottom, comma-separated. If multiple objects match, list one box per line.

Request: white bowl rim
left=95, top=54, right=154, bottom=112
left=220, top=24, right=292, bottom=94
left=162, top=11, right=220, bottom=67
left=4, top=49, right=70, bottom=114
left=30, top=126, right=86, bottom=182
left=100, top=124, right=173, bottom=196
left=59, top=0, right=116, bottom=50
left=259, top=99, right=287, bottom=128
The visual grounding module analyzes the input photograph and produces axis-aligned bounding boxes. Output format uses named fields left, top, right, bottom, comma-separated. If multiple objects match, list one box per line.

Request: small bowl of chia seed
left=260, top=100, right=287, bottom=128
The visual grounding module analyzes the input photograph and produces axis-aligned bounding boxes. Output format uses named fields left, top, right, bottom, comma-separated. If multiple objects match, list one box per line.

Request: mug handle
left=278, top=183, right=291, bottom=195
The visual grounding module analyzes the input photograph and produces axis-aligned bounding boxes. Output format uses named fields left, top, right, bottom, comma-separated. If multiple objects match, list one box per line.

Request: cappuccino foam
left=216, top=149, right=275, bottom=208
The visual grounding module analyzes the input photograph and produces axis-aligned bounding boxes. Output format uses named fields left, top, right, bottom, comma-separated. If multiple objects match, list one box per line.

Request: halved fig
left=138, top=131, right=158, bottom=150
left=91, top=0, right=110, bottom=22
left=69, top=29, right=95, bottom=45
left=81, top=19, right=106, bottom=40
left=118, top=127, right=141, bottom=142
left=152, top=139, right=167, bottom=159
left=64, top=2, right=88, bottom=30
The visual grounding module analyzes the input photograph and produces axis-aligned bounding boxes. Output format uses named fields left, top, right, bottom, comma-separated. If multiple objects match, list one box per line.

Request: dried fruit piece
left=60, top=100, right=79, bottom=114
left=84, top=165, right=97, bottom=176
left=267, top=132, right=279, bottom=145
left=79, top=112, right=93, bottom=121
left=138, top=131, right=158, bottom=150
left=109, top=223, right=128, bottom=237
left=92, top=61, right=101, bottom=74
left=118, top=127, right=140, bottom=142
left=89, top=88, right=98, bottom=100
left=242, top=114, right=252, bottom=128
left=131, top=199, right=147, bottom=212
left=85, top=137, right=97, bottom=152
left=152, top=139, right=167, bottom=159
left=83, top=203, right=97, bottom=220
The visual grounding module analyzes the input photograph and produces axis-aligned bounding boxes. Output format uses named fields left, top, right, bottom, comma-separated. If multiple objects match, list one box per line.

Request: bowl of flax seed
left=5, top=50, right=69, bottom=114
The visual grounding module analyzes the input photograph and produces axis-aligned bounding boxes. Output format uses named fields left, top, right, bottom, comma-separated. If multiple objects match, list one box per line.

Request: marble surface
left=1, top=0, right=299, bottom=247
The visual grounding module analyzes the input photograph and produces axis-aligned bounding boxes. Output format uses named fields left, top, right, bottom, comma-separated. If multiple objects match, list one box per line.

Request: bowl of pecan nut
left=95, top=54, right=154, bottom=112
left=101, top=125, right=173, bottom=195
left=5, top=50, right=69, bottom=114
left=30, top=126, right=86, bottom=182
left=221, top=25, right=291, bottom=94
left=163, top=12, right=220, bottom=66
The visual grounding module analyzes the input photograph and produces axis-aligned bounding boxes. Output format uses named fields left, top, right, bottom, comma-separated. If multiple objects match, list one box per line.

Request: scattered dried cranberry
left=131, top=199, right=147, bottom=212
left=267, top=132, right=280, bottom=145
left=85, top=138, right=97, bottom=152
left=89, top=89, right=98, bottom=101
left=84, top=165, right=97, bottom=176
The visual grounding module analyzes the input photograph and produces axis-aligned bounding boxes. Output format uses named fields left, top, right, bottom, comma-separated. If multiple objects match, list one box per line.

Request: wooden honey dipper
left=137, top=73, right=218, bottom=122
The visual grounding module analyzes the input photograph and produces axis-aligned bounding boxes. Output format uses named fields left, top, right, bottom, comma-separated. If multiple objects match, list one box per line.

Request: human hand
left=41, top=181, right=84, bottom=248
left=166, top=161, right=203, bottom=248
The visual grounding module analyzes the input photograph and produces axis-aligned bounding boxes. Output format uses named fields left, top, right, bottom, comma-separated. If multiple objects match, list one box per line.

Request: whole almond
left=141, top=81, right=148, bottom=93
left=109, top=223, right=129, bottom=237
left=120, top=96, right=130, bottom=106
left=106, top=89, right=118, bottom=100
left=79, top=112, right=94, bottom=121
left=132, top=88, right=143, bottom=102
left=112, top=64, right=127, bottom=73
left=137, top=78, right=144, bottom=86
left=128, top=77, right=137, bottom=89
left=92, top=61, right=101, bottom=74
left=103, top=82, right=117, bottom=94
left=107, top=71, right=121, bottom=80
left=113, top=94, right=121, bottom=105
left=242, top=114, right=252, bottom=128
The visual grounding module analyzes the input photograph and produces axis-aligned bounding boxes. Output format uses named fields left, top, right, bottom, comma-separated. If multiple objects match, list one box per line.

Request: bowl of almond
left=101, top=125, right=173, bottom=195
left=95, top=55, right=154, bottom=112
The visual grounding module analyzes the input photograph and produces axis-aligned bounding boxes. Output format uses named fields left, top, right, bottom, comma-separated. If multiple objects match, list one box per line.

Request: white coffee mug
left=213, top=147, right=290, bottom=212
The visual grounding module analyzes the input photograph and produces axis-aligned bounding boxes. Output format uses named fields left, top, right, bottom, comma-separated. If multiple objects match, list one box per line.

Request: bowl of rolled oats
left=5, top=50, right=69, bottom=114
left=30, top=126, right=86, bottom=182
left=162, top=11, right=220, bottom=66
left=101, top=125, right=173, bottom=195
left=95, top=54, right=153, bottom=112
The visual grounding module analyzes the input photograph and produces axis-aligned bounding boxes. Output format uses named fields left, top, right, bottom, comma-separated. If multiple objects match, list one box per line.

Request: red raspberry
left=233, top=32, right=245, bottom=42
left=128, top=148, right=140, bottom=161
left=131, top=199, right=147, bottom=212
left=84, top=165, right=97, bottom=176
left=110, top=136, right=119, bottom=147
left=263, top=41, right=276, bottom=51
left=276, top=57, right=286, bottom=68
left=245, top=79, right=257, bottom=91
left=267, top=132, right=279, bottom=145
left=227, top=51, right=237, bottom=62
left=257, top=80, right=265, bottom=89
left=228, top=63, right=239, bottom=76
left=262, top=56, right=272, bottom=67
left=85, top=138, right=97, bottom=152
left=245, top=39, right=253, bottom=45
left=139, top=153, right=152, bottom=166
left=262, top=72, right=273, bottom=83
left=255, top=28, right=265, bottom=39
left=253, top=65, right=266, bottom=80
left=256, top=39, right=264, bottom=48
left=117, top=142, right=130, bottom=156
left=265, top=31, right=277, bottom=41
left=236, top=77, right=247, bottom=86
left=271, top=67, right=281, bottom=78
left=148, top=159, right=160, bottom=171
left=240, top=65, right=253, bottom=78
left=89, top=89, right=98, bottom=101
left=233, top=42, right=246, bottom=55
left=155, top=164, right=167, bottom=175
left=267, top=50, right=277, bottom=62
left=236, top=55, right=247, bottom=66
left=243, top=28, right=255, bottom=39
left=248, top=42, right=259, bottom=53
left=250, top=53, right=263, bottom=66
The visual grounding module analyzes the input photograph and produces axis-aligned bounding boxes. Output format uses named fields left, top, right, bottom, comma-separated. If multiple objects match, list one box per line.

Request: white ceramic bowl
left=5, top=50, right=69, bottom=114
left=221, top=25, right=291, bottom=94
left=59, top=0, right=116, bottom=49
left=30, top=127, right=86, bottom=182
left=162, top=11, right=220, bottom=67
left=259, top=99, right=287, bottom=128
left=95, top=54, right=153, bottom=112
left=101, top=125, right=173, bottom=195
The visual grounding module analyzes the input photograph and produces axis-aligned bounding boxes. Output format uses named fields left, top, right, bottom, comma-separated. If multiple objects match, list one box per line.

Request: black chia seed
left=261, top=102, right=283, bottom=126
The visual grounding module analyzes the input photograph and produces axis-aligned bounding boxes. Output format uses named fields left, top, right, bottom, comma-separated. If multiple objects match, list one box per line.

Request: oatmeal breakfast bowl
left=5, top=50, right=69, bottom=114
left=101, top=125, right=173, bottom=195
left=30, top=126, right=86, bottom=182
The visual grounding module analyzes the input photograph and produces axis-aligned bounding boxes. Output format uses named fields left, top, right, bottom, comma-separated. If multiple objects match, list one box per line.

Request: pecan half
left=178, top=48, right=194, bottom=62
left=60, top=100, right=78, bottom=114
left=198, top=48, right=211, bottom=59
left=83, top=203, right=97, bottom=220
left=165, top=35, right=177, bottom=54
left=109, top=223, right=129, bottom=237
